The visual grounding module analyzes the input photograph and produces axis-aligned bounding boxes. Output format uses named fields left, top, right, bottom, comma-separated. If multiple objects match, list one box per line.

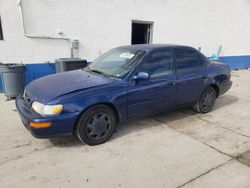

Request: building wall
left=0, top=0, right=250, bottom=64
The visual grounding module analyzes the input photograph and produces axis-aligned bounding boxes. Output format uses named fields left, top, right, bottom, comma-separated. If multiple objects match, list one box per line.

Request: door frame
left=131, top=20, right=154, bottom=44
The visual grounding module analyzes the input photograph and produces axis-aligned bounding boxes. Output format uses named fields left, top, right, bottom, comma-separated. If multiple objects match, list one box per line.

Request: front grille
left=22, top=91, right=32, bottom=108
left=24, top=97, right=32, bottom=107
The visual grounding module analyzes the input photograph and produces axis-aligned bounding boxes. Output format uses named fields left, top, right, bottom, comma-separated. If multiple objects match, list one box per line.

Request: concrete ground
left=0, top=70, right=250, bottom=188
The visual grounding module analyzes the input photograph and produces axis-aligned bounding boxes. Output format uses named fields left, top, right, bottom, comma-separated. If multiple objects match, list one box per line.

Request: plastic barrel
left=0, top=63, right=25, bottom=98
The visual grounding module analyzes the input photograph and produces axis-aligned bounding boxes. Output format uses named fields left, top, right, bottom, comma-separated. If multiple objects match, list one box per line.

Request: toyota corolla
left=16, top=44, right=232, bottom=145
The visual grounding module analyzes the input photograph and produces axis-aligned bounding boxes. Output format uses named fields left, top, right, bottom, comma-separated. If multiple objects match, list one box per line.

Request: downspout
left=17, top=0, right=74, bottom=57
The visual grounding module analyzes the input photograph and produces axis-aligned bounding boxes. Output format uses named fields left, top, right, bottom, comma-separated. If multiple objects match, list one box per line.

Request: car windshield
left=88, top=48, right=145, bottom=79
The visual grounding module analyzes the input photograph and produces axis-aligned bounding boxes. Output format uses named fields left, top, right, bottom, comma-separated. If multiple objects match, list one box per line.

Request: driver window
left=137, top=49, right=173, bottom=78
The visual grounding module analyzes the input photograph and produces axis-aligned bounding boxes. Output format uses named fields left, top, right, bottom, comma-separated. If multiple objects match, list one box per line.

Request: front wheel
left=193, top=86, right=216, bottom=113
left=76, top=105, right=116, bottom=145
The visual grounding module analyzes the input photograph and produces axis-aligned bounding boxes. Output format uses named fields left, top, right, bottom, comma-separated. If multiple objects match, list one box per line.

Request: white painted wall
left=0, top=0, right=250, bottom=64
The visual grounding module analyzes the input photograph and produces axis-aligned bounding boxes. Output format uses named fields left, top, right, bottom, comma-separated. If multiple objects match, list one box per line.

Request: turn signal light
left=30, top=122, right=52, bottom=128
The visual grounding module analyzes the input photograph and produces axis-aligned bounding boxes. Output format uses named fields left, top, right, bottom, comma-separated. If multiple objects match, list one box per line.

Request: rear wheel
left=193, top=86, right=216, bottom=113
left=76, top=105, right=116, bottom=145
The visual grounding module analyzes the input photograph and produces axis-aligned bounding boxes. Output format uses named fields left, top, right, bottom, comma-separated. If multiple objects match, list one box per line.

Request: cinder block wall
left=0, top=0, right=250, bottom=64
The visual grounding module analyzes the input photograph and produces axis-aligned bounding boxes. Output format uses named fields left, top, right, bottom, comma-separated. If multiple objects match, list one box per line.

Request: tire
left=193, top=86, right=216, bottom=113
left=76, top=105, right=116, bottom=145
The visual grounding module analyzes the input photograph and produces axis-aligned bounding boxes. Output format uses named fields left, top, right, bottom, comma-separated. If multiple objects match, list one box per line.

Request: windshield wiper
left=90, top=69, right=112, bottom=77
left=82, top=64, right=91, bottom=71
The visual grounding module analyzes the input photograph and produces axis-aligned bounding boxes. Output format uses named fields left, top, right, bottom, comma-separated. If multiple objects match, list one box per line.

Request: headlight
left=32, top=101, right=63, bottom=115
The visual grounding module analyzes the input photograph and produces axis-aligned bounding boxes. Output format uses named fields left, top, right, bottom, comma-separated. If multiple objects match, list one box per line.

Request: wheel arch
left=73, top=102, right=120, bottom=133
left=209, top=84, right=220, bottom=98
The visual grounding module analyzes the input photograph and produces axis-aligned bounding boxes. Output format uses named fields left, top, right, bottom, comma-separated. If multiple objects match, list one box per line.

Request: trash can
left=0, top=63, right=25, bottom=99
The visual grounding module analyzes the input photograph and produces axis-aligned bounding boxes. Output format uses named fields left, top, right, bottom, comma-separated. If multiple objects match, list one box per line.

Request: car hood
left=26, top=69, right=114, bottom=104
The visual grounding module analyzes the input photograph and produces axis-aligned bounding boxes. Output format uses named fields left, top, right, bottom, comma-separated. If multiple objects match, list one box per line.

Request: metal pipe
left=217, top=45, right=222, bottom=57
left=17, top=0, right=70, bottom=41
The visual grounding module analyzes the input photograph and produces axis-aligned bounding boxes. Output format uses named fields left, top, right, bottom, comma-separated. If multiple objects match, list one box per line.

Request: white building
left=1, top=0, right=249, bottom=92
left=0, top=0, right=250, bottom=68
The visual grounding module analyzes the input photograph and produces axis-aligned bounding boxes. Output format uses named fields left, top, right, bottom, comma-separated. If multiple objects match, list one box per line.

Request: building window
left=0, top=16, right=3, bottom=40
left=131, top=21, right=153, bottom=44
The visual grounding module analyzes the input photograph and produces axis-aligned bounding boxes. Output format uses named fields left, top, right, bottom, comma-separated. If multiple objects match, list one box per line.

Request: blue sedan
left=16, top=44, right=232, bottom=145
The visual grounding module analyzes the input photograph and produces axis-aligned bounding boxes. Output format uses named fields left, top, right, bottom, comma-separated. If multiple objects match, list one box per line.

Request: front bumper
left=219, top=80, right=233, bottom=96
left=15, top=96, right=80, bottom=138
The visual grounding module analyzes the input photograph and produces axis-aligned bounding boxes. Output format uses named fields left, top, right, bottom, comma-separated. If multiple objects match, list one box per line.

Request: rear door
left=127, top=48, right=176, bottom=118
left=174, top=47, right=207, bottom=105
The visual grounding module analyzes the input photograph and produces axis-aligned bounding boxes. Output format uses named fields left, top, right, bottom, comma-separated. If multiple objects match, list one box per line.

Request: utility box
left=0, top=63, right=25, bottom=99
left=55, top=58, right=87, bottom=73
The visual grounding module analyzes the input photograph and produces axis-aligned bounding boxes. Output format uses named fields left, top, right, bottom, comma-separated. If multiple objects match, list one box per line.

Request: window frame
left=0, top=16, right=3, bottom=40
left=173, top=47, right=206, bottom=74
left=133, top=47, right=175, bottom=79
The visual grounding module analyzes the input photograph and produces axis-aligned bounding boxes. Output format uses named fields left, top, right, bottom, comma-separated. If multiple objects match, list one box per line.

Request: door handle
left=167, top=81, right=175, bottom=86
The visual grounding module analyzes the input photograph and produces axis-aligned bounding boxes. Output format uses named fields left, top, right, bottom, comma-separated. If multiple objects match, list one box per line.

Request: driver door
left=127, top=48, right=176, bottom=118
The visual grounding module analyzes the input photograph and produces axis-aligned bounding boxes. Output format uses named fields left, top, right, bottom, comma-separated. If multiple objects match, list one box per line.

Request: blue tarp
left=0, top=63, right=56, bottom=92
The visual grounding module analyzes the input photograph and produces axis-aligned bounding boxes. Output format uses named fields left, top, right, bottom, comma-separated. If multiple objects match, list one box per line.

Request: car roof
left=119, top=44, right=193, bottom=52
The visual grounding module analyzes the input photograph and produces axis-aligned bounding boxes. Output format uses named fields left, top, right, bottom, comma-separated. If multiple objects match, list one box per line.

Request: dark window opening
left=0, top=16, right=3, bottom=40
left=131, top=21, right=152, bottom=44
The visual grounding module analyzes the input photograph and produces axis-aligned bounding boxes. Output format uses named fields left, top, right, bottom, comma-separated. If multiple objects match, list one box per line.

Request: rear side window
left=137, top=49, right=173, bottom=78
left=175, top=48, right=205, bottom=73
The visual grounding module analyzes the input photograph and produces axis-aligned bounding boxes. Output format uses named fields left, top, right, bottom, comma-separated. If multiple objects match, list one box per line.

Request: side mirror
left=133, top=72, right=150, bottom=81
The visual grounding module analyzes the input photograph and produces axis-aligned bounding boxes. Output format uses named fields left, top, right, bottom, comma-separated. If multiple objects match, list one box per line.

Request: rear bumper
left=219, top=81, right=232, bottom=96
left=15, top=96, right=79, bottom=138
